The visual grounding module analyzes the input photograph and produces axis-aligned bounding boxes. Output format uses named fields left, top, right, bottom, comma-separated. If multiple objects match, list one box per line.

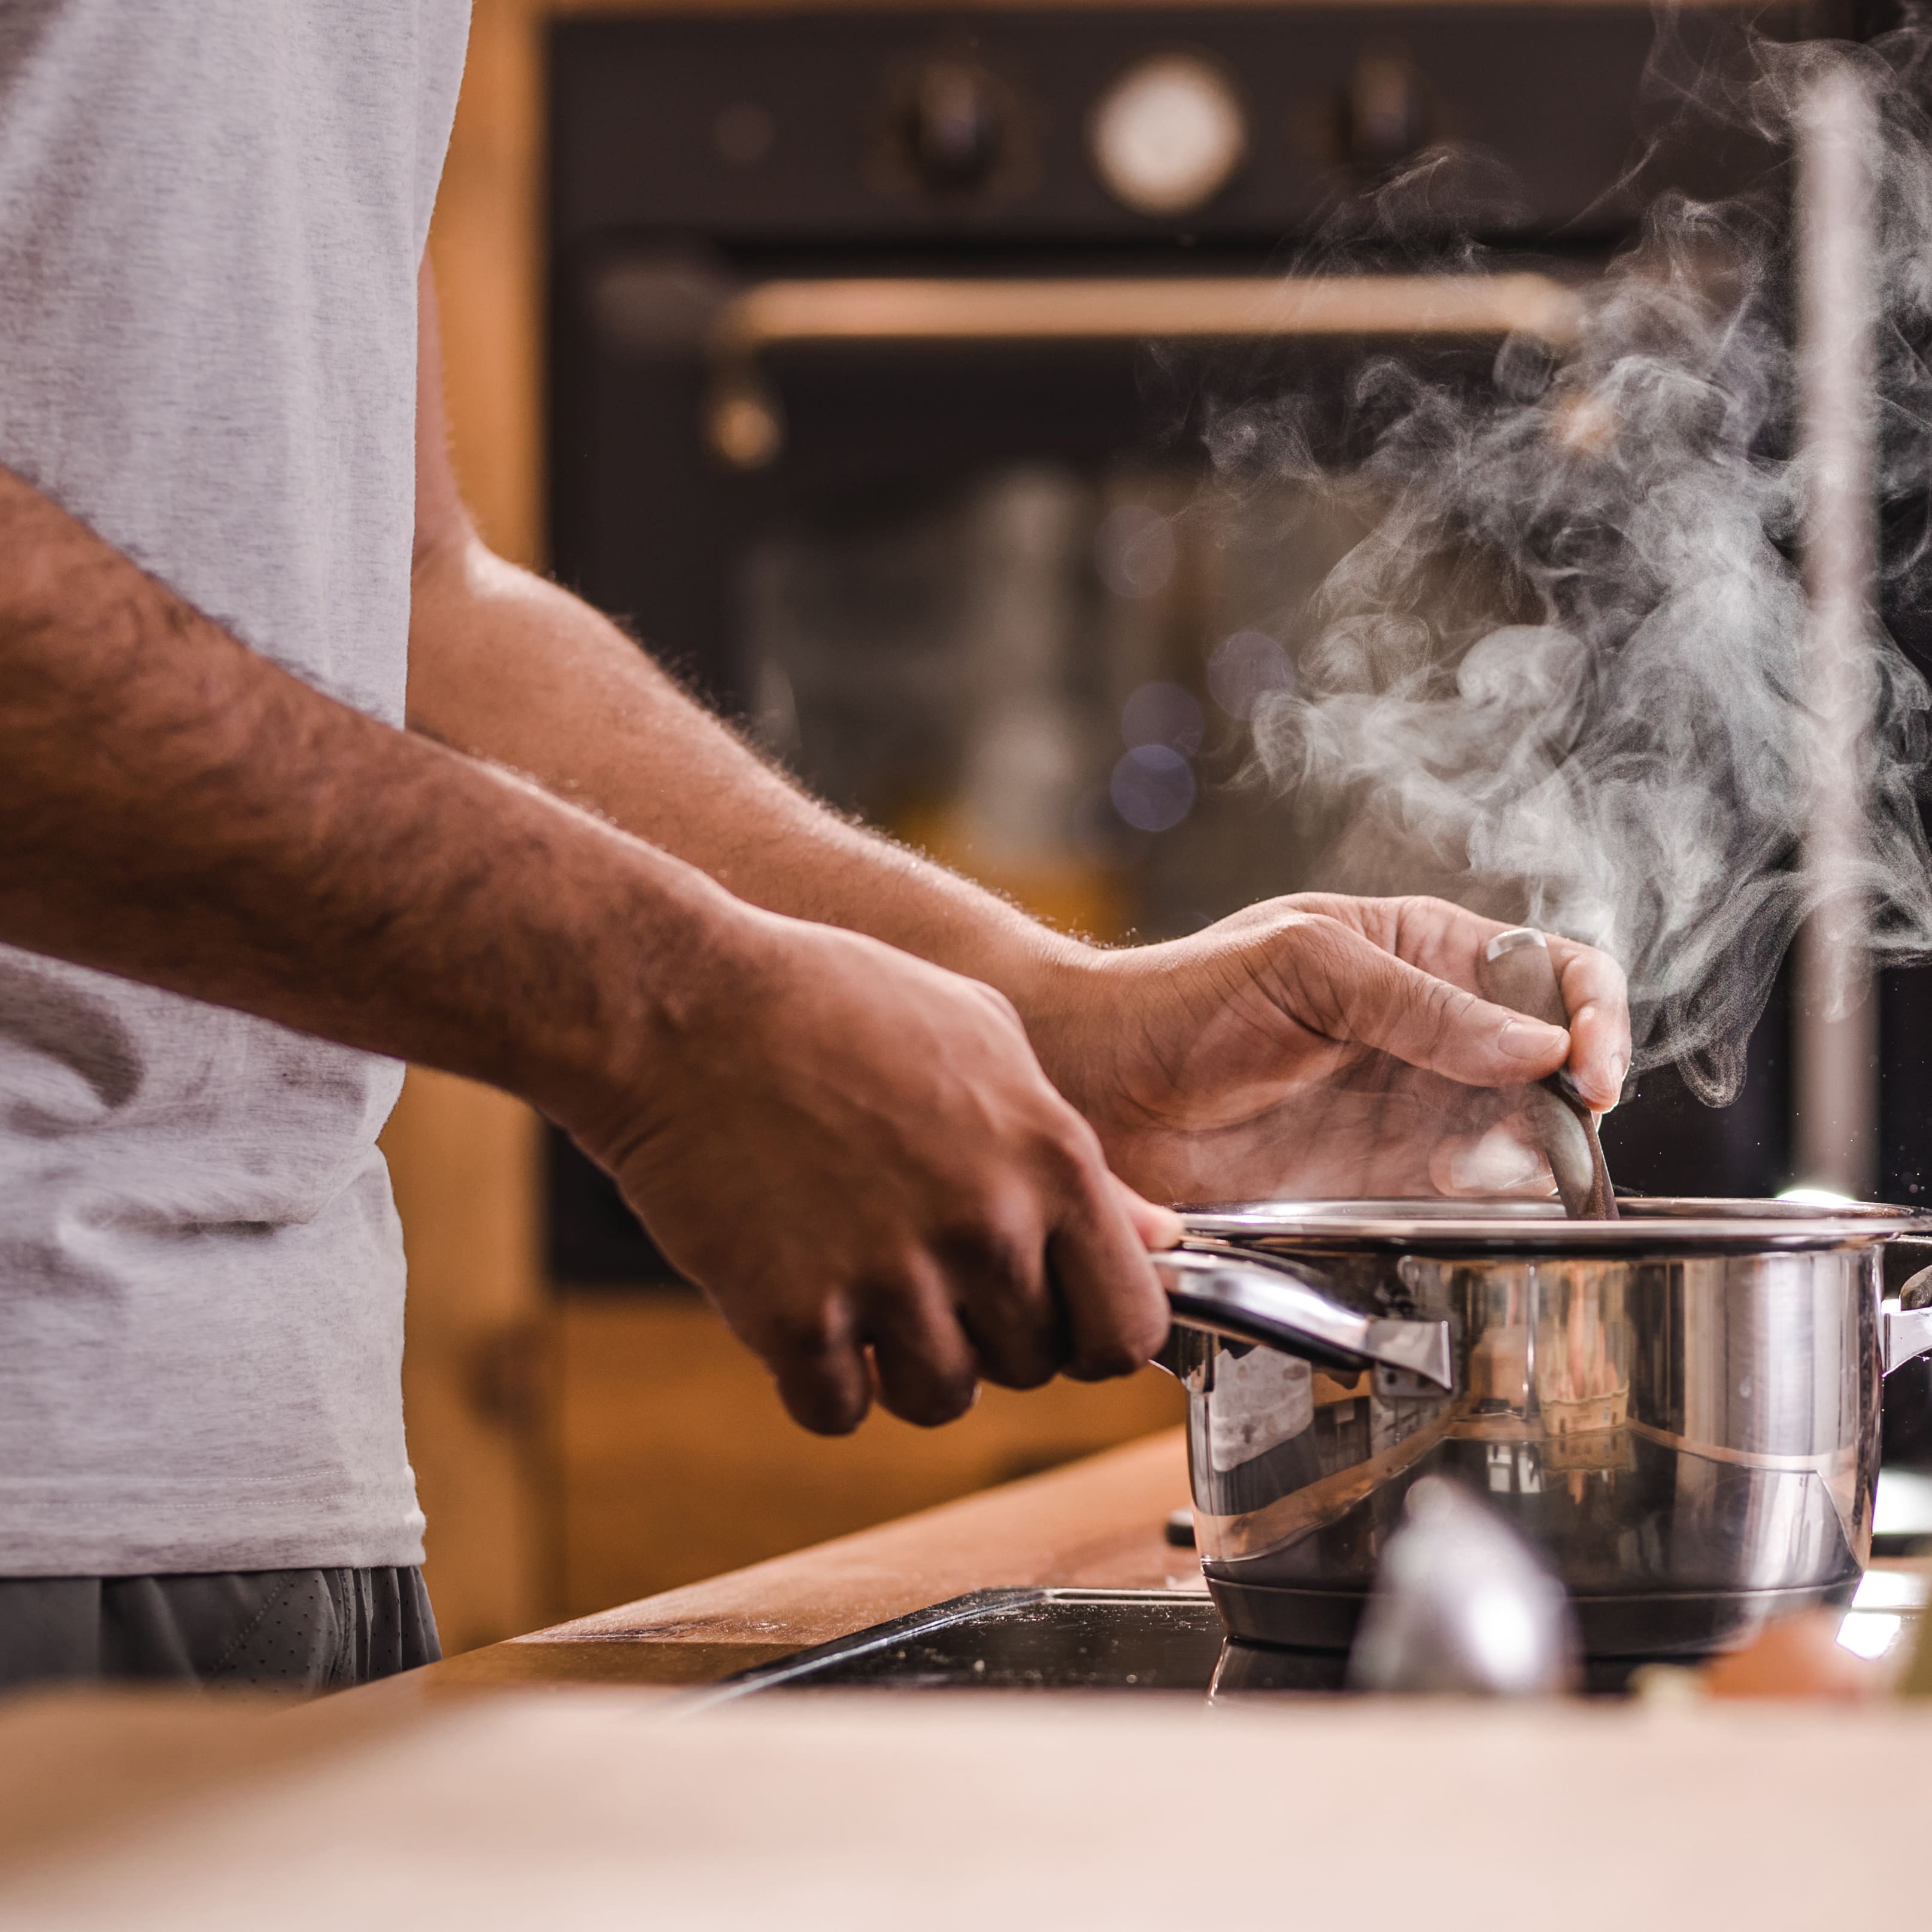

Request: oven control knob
left=1088, top=53, right=1247, bottom=218
left=1343, top=45, right=1428, bottom=167
left=901, top=59, right=1005, bottom=194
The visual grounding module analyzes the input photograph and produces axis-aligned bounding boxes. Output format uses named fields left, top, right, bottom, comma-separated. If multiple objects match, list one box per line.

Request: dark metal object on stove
left=1476, top=927, right=1617, bottom=1220
left=1158, top=1197, right=1932, bottom=1660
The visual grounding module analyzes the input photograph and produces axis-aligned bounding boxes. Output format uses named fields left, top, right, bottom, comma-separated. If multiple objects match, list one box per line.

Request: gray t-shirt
left=0, top=0, right=470, bottom=1572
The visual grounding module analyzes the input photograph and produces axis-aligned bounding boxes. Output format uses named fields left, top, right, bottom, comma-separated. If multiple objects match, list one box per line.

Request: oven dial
left=1343, top=44, right=1428, bottom=167
left=1088, top=53, right=1247, bottom=217
left=901, top=59, right=1005, bottom=194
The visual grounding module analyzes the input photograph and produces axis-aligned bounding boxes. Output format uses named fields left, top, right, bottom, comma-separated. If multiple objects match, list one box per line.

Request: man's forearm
left=405, top=539, right=1092, bottom=1018
left=0, top=466, right=754, bottom=1129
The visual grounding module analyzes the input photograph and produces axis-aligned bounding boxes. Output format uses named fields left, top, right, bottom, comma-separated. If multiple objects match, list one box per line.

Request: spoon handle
left=1478, top=927, right=1618, bottom=1220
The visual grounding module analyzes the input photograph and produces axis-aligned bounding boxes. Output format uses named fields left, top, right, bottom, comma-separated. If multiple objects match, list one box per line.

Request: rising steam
left=1219, top=19, right=1932, bottom=1103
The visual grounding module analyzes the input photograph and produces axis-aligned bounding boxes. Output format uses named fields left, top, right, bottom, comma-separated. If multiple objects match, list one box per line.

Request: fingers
left=777, top=1151, right=1171, bottom=1428
left=1546, top=935, right=1631, bottom=1111
left=729, top=1123, right=1172, bottom=1429
left=762, top=1302, right=874, bottom=1437
left=936, top=1132, right=1169, bottom=1390
left=1112, top=1175, right=1184, bottom=1250
left=1282, top=895, right=1631, bottom=1106
left=1047, top=1141, right=1173, bottom=1382
left=865, top=1260, right=985, bottom=1427
left=938, top=1205, right=1067, bottom=1393
left=1272, top=915, right=1570, bottom=1088
left=764, top=1267, right=1006, bottom=1432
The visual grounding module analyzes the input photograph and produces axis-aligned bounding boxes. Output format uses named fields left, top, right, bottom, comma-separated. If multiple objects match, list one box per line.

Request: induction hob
left=695, top=1589, right=1334, bottom=1703
left=693, top=1572, right=1927, bottom=1705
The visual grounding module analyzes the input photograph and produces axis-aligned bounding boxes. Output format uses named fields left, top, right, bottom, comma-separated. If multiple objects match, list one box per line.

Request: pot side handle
left=1151, top=1242, right=1454, bottom=1391
left=1883, top=1264, right=1932, bottom=1377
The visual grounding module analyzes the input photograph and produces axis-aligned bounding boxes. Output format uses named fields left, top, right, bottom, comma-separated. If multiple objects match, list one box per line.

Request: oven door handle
left=703, top=271, right=1584, bottom=467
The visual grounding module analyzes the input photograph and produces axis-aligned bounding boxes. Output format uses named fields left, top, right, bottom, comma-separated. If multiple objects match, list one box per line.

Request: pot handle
left=1152, top=1242, right=1454, bottom=1391
left=1883, top=1264, right=1932, bottom=1376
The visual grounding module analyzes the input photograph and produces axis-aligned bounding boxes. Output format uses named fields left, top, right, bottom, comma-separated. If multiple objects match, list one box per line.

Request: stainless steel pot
left=1154, top=1199, right=1932, bottom=1660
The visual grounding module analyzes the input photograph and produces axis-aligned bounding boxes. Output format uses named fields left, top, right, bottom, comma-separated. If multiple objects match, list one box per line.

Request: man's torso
left=0, top=0, right=471, bottom=1573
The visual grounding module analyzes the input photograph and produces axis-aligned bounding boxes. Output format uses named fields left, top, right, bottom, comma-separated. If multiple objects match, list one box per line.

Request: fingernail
left=1498, top=1018, right=1566, bottom=1060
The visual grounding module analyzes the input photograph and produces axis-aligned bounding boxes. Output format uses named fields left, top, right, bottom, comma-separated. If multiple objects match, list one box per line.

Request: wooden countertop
left=402, top=1425, right=1196, bottom=1692
left=11, top=1681, right=1932, bottom=1927
left=11, top=1430, right=1932, bottom=1927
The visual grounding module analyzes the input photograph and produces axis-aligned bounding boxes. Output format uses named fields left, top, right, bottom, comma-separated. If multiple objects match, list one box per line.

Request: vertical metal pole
left=1792, top=61, right=1881, bottom=1197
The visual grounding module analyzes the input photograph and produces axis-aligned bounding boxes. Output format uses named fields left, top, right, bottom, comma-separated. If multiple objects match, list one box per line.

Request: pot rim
left=1179, top=1195, right=1932, bottom=1254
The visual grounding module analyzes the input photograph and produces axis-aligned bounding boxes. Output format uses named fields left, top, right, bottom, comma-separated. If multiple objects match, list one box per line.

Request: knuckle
left=982, top=985, right=1026, bottom=1031
left=962, top=979, right=1028, bottom=1039
left=1069, top=1318, right=1163, bottom=1381
left=945, top=1195, right=1040, bottom=1288
left=956, top=1278, right=1064, bottom=1392
left=1420, top=972, right=1464, bottom=1036
left=762, top=1306, right=847, bottom=1363
left=1288, top=911, right=1341, bottom=956
left=856, top=1255, right=951, bottom=1334
left=753, top=1296, right=857, bottom=1380
left=1038, top=1114, right=1106, bottom=1187
left=1278, top=917, right=1354, bottom=1021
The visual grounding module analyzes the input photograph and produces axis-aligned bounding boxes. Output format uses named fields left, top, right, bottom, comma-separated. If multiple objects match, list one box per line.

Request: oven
left=539, top=2, right=1932, bottom=1313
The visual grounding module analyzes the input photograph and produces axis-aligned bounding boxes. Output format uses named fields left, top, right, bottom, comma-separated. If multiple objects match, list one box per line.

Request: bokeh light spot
left=1208, top=629, right=1294, bottom=720
left=1110, top=744, right=1195, bottom=832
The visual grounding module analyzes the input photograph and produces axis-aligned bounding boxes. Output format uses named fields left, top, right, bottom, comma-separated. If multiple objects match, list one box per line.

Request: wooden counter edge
left=0, top=1687, right=429, bottom=1876
left=387, top=1426, right=1193, bottom=1692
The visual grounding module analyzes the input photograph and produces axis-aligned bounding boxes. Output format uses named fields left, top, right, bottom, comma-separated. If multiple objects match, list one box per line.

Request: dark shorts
left=0, top=1566, right=440, bottom=1695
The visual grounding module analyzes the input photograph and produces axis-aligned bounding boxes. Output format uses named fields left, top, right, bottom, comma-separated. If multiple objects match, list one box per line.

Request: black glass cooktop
left=693, top=1584, right=1860, bottom=1701
left=696, top=1589, right=1349, bottom=1703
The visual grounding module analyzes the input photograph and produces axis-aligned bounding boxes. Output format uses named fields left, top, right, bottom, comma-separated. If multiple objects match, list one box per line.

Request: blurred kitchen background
left=391, top=0, right=1927, bottom=1655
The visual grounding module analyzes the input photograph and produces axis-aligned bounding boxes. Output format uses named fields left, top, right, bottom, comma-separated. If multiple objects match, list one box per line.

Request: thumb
left=1111, top=1174, right=1185, bottom=1249
left=1272, top=917, right=1570, bottom=1088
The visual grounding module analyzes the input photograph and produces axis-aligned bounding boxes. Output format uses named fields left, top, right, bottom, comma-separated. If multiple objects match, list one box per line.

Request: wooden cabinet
left=552, top=1296, right=1184, bottom=1619
left=383, top=1072, right=552, bottom=1658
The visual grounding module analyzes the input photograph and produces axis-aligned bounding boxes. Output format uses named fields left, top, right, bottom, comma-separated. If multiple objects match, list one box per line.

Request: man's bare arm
left=0, top=466, right=721, bottom=1115
left=407, top=276, right=1072, bottom=1015
left=0, top=456, right=1171, bottom=1430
